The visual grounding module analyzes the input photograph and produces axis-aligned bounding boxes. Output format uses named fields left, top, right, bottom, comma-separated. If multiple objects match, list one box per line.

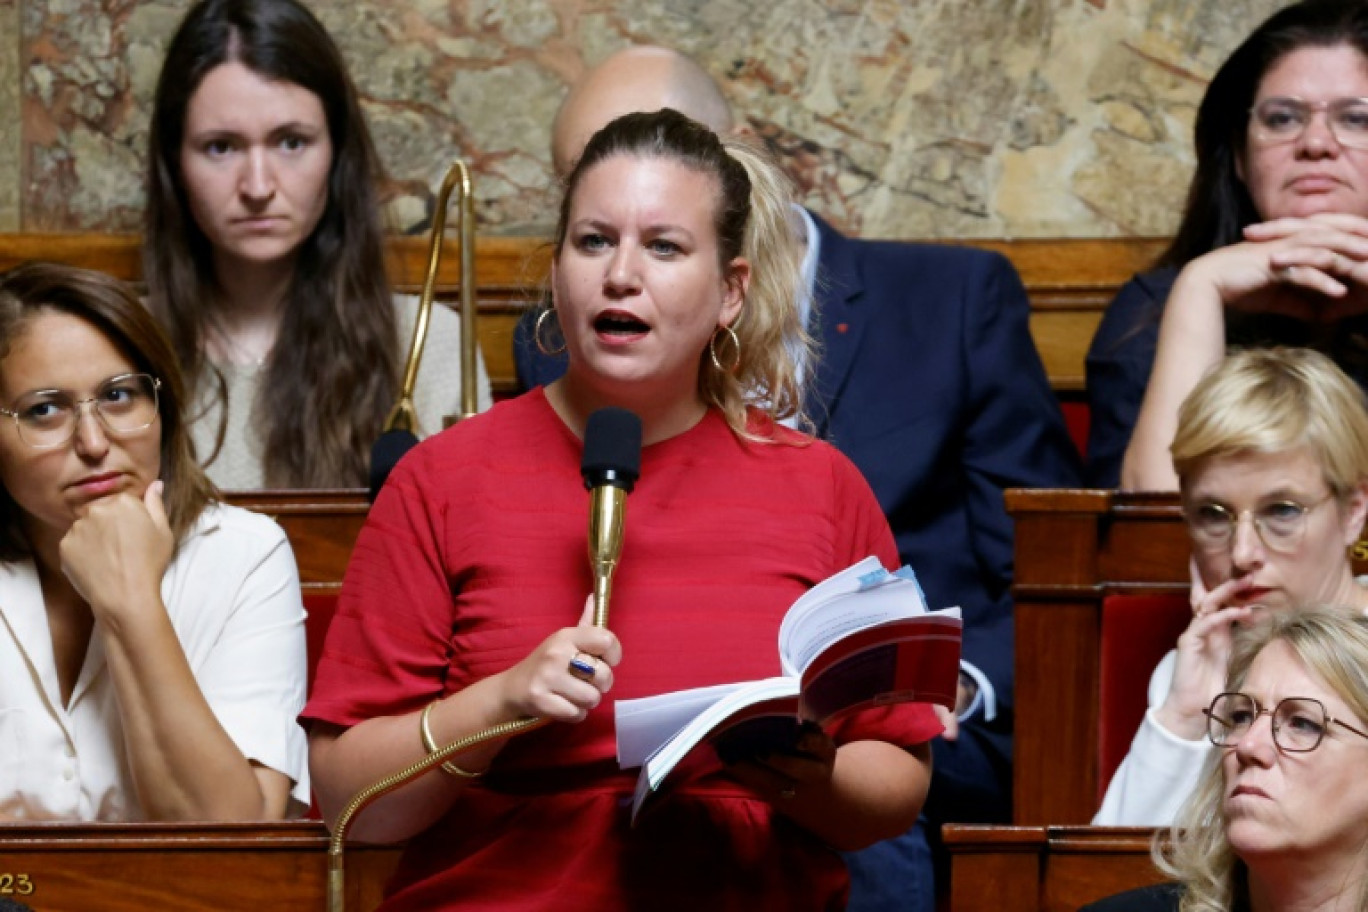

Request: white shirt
left=192, top=293, right=493, bottom=489
left=1092, top=649, right=1208, bottom=826
left=0, top=503, right=309, bottom=820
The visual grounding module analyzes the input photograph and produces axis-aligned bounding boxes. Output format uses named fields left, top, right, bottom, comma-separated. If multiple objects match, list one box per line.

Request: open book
left=614, top=556, right=962, bottom=823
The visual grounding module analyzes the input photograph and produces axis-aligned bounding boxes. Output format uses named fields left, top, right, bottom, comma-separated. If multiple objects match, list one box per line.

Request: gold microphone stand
left=334, top=159, right=497, bottom=911
left=383, top=159, right=480, bottom=438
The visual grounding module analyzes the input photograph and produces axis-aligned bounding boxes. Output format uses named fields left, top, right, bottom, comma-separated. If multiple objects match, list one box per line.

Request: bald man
left=518, top=46, right=1083, bottom=910
left=551, top=47, right=733, bottom=177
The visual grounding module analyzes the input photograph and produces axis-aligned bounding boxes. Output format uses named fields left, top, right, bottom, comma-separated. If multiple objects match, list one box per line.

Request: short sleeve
left=184, top=511, right=311, bottom=808
left=301, top=443, right=456, bottom=727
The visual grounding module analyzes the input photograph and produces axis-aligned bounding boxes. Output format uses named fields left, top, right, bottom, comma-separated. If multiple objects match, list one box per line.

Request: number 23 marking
left=0, top=872, right=35, bottom=895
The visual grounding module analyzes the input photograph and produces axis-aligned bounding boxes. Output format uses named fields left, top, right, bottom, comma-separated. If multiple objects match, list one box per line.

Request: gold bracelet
left=419, top=700, right=483, bottom=779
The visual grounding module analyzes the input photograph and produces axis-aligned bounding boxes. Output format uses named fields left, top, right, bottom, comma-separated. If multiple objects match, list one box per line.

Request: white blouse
left=0, top=503, right=309, bottom=821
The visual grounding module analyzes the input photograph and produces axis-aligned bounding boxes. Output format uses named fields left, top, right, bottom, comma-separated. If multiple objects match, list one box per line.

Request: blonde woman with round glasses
left=1085, top=606, right=1368, bottom=911
left=1095, top=347, right=1368, bottom=826
left=0, top=262, right=308, bottom=822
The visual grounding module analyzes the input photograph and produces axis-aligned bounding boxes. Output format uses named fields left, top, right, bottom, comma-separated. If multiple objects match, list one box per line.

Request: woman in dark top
left=1085, top=0, right=1368, bottom=489
left=1085, top=605, right=1368, bottom=912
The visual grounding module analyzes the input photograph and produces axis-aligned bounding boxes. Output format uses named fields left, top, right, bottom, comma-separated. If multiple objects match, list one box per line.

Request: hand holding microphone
left=327, top=408, right=643, bottom=912
left=497, top=595, right=622, bottom=723
left=496, top=407, right=641, bottom=722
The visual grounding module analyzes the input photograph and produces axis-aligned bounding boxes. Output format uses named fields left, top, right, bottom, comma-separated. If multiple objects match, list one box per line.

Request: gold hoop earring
left=709, top=324, right=741, bottom=374
left=534, top=308, right=566, bottom=356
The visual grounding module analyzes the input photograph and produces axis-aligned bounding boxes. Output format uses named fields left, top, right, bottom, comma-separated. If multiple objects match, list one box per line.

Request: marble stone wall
left=3, top=0, right=1296, bottom=237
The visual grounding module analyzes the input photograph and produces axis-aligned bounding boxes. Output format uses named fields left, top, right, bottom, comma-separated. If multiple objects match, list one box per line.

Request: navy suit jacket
left=515, top=214, right=1082, bottom=814
left=806, top=217, right=1080, bottom=813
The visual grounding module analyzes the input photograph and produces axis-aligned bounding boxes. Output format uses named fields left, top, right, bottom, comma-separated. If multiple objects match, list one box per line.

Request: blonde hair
left=1156, top=605, right=1368, bottom=911
left=706, top=135, right=812, bottom=436
left=552, top=108, right=812, bottom=439
left=1172, top=347, right=1368, bottom=497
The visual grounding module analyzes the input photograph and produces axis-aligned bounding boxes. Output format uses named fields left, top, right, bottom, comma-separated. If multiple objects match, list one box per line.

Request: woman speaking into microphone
left=304, top=110, right=938, bottom=910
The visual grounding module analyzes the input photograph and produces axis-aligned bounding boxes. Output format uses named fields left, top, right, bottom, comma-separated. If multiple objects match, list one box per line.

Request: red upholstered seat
left=1060, top=400, right=1090, bottom=462
left=303, top=592, right=340, bottom=692
left=301, top=592, right=341, bottom=819
left=1097, top=593, right=1192, bottom=800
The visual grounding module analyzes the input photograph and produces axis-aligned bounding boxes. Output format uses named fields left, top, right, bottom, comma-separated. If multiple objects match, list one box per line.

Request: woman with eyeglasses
left=1084, top=605, right=1368, bottom=911
left=1095, top=347, right=1368, bottom=826
left=0, top=262, right=308, bottom=821
left=1086, top=0, right=1368, bottom=489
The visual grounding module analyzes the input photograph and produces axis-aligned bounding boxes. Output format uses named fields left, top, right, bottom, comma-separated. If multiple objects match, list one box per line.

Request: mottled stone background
left=1, top=0, right=1293, bottom=237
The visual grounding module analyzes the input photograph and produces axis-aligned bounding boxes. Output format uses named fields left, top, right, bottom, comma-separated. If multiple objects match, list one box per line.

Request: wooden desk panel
left=1010, top=491, right=1186, bottom=824
left=945, top=825, right=1164, bottom=912
left=0, top=822, right=400, bottom=912
left=1009, top=491, right=1192, bottom=825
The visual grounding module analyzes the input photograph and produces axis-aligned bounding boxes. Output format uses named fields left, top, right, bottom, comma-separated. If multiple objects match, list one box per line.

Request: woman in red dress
left=304, top=109, right=938, bottom=911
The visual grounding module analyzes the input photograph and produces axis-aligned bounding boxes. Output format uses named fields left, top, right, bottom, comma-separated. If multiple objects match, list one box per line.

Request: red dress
left=303, top=390, right=941, bottom=911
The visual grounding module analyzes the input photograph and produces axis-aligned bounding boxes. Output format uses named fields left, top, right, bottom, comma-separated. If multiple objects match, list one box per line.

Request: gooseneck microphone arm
left=326, top=407, right=643, bottom=912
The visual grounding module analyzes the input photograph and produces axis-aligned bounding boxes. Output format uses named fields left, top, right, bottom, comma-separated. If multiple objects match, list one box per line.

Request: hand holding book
left=721, top=719, right=836, bottom=803
left=614, top=556, right=962, bottom=822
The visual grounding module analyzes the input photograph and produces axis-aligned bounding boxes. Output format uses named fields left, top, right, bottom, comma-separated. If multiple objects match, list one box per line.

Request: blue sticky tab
left=857, top=567, right=892, bottom=590
left=893, top=565, right=928, bottom=603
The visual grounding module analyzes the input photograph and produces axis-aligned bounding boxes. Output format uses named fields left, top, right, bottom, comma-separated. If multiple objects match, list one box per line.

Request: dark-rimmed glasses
left=1204, top=691, right=1368, bottom=753
left=1183, top=495, right=1332, bottom=554
left=0, top=373, right=161, bottom=449
left=1249, top=96, right=1368, bottom=150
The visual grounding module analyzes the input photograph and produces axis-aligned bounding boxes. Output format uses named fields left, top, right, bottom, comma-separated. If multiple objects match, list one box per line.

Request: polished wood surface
left=0, top=821, right=401, bottom=912
left=945, top=824, right=1165, bottom=912
left=1009, top=490, right=1189, bottom=825
left=0, top=232, right=1167, bottom=395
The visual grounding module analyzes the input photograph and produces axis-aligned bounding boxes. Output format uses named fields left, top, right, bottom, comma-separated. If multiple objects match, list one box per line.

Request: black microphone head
left=369, top=428, right=420, bottom=502
left=581, top=407, right=642, bottom=492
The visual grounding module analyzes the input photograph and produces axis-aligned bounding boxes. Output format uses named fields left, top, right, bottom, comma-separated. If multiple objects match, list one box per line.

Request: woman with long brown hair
left=144, top=0, right=489, bottom=489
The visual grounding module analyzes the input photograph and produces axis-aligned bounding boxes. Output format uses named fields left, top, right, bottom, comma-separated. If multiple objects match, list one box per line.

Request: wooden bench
left=0, top=820, right=1165, bottom=912
left=944, top=824, right=1166, bottom=912
left=0, top=233, right=1167, bottom=397
left=0, top=821, right=400, bottom=911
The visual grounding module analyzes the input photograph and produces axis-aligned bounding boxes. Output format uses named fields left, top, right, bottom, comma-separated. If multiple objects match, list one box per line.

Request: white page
left=615, top=681, right=750, bottom=769
left=779, top=572, right=930, bottom=676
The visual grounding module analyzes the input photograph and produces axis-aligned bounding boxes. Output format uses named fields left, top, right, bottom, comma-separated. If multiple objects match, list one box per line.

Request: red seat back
left=301, top=592, right=342, bottom=819
left=303, top=592, right=341, bottom=692
left=1060, top=400, right=1090, bottom=462
left=1097, top=593, right=1191, bottom=800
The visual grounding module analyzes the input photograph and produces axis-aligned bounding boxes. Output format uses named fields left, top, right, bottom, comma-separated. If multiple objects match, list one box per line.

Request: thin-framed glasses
left=1249, top=96, right=1368, bottom=150
left=0, top=373, right=161, bottom=449
left=1204, top=691, right=1368, bottom=753
left=1182, top=495, right=1332, bottom=554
